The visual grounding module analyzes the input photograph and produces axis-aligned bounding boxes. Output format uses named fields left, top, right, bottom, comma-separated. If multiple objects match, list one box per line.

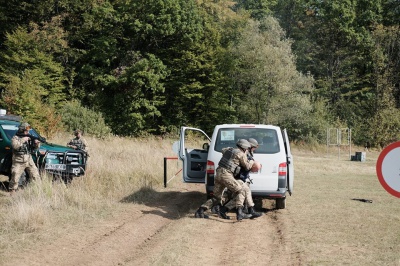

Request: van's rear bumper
left=206, top=183, right=287, bottom=199
left=251, top=188, right=287, bottom=198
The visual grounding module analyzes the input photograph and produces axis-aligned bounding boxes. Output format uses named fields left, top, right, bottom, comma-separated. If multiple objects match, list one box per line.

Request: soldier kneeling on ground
left=217, top=138, right=263, bottom=220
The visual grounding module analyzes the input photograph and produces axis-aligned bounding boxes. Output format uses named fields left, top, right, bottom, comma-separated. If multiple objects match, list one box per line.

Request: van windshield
left=214, top=128, right=280, bottom=154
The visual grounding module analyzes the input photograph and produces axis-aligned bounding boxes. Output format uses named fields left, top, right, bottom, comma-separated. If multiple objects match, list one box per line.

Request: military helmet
left=248, top=138, right=259, bottom=148
left=74, top=129, right=82, bottom=135
left=236, top=139, right=251, bottom=149
left=18, top=122, right=31, bottom=132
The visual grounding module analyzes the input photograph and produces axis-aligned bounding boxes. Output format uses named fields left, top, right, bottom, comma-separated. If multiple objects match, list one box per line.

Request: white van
left=178, top=124, right=294, bottom=209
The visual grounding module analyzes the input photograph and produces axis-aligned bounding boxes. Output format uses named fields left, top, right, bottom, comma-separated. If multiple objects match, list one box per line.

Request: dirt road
left=4, top=183, right=302, bottom=266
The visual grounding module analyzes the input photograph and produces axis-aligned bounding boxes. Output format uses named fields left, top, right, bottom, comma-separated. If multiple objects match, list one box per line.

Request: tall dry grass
left=0, top=133, right=180, bottom=259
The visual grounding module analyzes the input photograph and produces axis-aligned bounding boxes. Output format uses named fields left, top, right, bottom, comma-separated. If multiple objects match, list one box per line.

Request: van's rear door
left=179, top=126, right=211, bottom=183
left=283, top=129, right=294, bottom=195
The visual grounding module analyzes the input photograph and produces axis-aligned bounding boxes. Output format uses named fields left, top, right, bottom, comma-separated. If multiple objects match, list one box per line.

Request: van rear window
left=214, top=128, right=280, bottom=154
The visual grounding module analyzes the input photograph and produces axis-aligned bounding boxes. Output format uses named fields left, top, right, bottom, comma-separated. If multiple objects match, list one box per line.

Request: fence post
left=164, top=157, right=167, bottom=188
left=164, top=157, right=180, bottom=188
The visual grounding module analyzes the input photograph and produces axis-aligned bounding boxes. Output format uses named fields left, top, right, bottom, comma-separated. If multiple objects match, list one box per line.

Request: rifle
left=16, top=133, right=50, bottom=145
left=73, top=142, right=85, bottom=150
left=67, top=140, right=89, bottom=157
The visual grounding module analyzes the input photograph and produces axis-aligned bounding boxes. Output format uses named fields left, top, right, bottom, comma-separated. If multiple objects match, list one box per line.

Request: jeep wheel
left=275, top=198, right=286, bottom=209
left=62, top=175, right=74, bottom=184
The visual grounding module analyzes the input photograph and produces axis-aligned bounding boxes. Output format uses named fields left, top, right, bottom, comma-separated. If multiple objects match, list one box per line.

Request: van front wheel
left=275, top=198, right=286, bottom=209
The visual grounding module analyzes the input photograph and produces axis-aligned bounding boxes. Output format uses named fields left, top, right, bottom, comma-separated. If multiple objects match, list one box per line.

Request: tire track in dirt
left=4, top=187, right=303, bottom=266
left=4, top=189, right=205, bottom=266
left=124, top=200, right=299, bottom=265
left=268, top=207, right=303, bottom=265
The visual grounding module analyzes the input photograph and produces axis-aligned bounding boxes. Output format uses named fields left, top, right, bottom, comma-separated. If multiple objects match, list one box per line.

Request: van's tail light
left=206, top=160, right=215, bottom=174
left=278, top=162, right=287, bottom=176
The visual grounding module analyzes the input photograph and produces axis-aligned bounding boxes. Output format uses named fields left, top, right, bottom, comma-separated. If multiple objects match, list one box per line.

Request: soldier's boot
left=242, top=204, right=249, bottom=214
left=218, top=205, right=230, bottom=220
left=211, top=204, right=220, bottom=214
left=236, top=206, right=251, bottom=221
left=194, top=207, right=209, bottom=219
left=248, top=206, right=263, bottom=219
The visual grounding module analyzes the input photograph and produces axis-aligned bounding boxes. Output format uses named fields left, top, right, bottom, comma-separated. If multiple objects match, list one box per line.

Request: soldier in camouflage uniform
left=67, top=129, right=89, bottom=155
left=194, top=139, right=254, bottom=221
left=9, top=122, right=41, bottom=195
left=221, top=138, right=262, bottom=219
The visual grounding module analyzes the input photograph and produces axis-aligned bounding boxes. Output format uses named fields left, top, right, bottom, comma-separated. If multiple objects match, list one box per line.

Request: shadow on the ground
left=121, top=187, right=276, bottom=220
left=121, top=187, right=206, bottom=220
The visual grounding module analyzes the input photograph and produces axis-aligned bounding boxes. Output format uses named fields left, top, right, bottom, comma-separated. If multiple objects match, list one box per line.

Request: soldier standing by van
left=8, top=122, right=41, bottom=195
left=194, top=139, right=255, bottom=221
left=67, top=129, right=89, bottom=155
left=220, top=138, right=263, bottom=219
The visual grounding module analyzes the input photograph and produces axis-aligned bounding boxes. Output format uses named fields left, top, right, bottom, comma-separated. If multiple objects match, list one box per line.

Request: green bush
left=59, top=100, right=112, bottom=138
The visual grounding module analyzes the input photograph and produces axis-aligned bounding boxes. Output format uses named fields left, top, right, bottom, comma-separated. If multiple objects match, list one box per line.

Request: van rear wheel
left=275, top=198, right=286, bottom=209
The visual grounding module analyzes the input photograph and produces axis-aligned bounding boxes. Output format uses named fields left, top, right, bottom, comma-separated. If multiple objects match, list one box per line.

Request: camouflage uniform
left=199, top=146, right=254, bottom=211
left=224, top=179, right=254, bottom=210
left=9, top=135, right=40, bottom=191
left=223, top=152, right=255, bottom=210
left=219, top=138, right=263, bottom=219
left=67, top=130, right=88, bottom=154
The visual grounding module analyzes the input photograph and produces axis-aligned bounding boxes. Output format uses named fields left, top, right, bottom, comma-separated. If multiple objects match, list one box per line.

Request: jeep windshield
left=214, top=128, right=280, bottom=154
left=0, top=124, right=42, bottom=140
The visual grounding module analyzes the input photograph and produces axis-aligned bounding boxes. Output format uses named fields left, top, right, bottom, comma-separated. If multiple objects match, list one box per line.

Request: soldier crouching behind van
left=8, top=122, right=41, bottom=195
left=220, top=138, right=263, bottom=219
left=194, top=139, right=254, bottom=221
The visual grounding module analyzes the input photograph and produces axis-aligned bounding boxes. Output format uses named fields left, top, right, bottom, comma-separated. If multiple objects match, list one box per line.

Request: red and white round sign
left=376, top=141, right=400, bottom=198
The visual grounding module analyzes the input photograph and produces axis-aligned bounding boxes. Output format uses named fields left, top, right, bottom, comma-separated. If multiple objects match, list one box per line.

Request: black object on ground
left=352, top=198, right=373, bottom=203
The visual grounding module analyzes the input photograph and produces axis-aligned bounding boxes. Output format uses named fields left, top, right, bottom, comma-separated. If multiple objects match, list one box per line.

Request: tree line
left=0, top=0, right=399, bottom=147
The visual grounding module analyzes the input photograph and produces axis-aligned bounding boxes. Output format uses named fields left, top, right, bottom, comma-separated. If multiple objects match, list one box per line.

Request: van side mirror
left=202, top=142, right=209, bottom=151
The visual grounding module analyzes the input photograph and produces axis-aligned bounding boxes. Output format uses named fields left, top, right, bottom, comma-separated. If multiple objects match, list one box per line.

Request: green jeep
left=0, top=111, right=87, bottom=186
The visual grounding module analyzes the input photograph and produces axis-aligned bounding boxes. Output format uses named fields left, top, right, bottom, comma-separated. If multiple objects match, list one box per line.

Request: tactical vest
left=218, top=147, right=240, bottom=173
left=70, top=138, right=85, bottom=150
left=14, top=137, right=30, bottom=155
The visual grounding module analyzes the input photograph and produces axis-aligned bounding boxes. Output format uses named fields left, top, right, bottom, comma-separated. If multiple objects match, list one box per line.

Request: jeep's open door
left=179, top=126, right=211, bottom=183
left=283, top=129, right=294, bottom=195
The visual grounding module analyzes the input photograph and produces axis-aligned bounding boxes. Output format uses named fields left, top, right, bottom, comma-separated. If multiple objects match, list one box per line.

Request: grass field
left=0, top=135, right=399, bottom=265
left=287, top=147, right=400, bottom=265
